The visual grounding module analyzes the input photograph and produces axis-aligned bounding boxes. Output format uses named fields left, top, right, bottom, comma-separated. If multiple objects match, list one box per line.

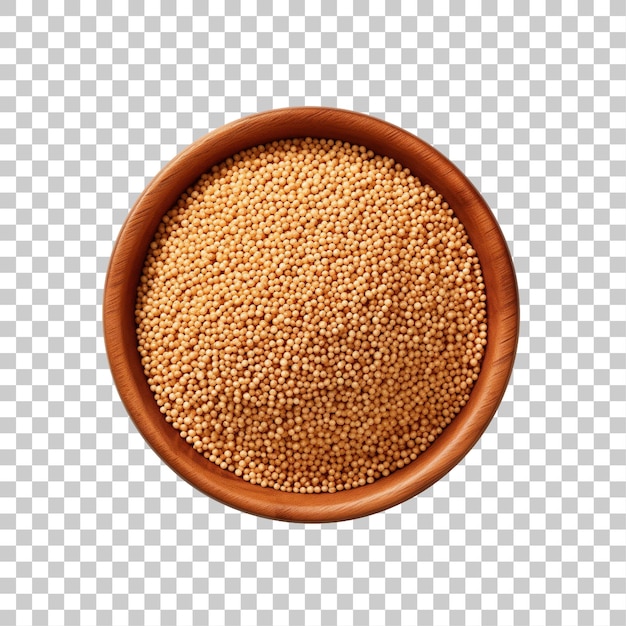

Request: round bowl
left=104, top=107, right=519, bottom=523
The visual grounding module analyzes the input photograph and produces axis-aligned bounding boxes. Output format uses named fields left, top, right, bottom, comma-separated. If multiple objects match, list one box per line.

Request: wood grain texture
left=103, top=107, right=519, bottom=523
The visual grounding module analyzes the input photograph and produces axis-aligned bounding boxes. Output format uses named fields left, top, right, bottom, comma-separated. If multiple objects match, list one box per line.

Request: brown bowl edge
left=103, top=107, right=520, bottom=523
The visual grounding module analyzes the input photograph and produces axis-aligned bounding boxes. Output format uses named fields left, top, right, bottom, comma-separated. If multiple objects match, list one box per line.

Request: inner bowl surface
left=104, top=107, right=519, bottom=523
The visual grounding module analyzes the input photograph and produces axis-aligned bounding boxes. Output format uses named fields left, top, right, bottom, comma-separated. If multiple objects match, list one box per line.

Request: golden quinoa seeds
left=136, top=137, right=487, bottom=494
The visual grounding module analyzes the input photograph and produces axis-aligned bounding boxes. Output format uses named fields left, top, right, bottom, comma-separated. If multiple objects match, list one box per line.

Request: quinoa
left=135, top=138, right=487, bottom=493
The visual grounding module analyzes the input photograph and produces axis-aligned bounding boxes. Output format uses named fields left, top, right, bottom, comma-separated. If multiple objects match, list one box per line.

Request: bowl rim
left=104, top=106, right=519, bottom=523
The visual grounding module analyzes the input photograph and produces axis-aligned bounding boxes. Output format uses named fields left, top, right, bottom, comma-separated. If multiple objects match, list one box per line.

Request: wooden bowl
left=104, top=107, right=519, bottom=523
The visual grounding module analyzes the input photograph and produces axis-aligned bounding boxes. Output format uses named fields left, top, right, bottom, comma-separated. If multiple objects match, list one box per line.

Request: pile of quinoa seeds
left=136, top=137, right=487, bottom=494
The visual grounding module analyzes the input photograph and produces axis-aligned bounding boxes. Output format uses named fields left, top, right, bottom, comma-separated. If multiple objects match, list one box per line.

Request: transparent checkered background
left=1, top=1, right=625, bottom=625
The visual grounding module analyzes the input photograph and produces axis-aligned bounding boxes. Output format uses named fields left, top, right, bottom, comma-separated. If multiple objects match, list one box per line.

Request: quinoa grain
left=136, top=138, right=486, bottom=493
